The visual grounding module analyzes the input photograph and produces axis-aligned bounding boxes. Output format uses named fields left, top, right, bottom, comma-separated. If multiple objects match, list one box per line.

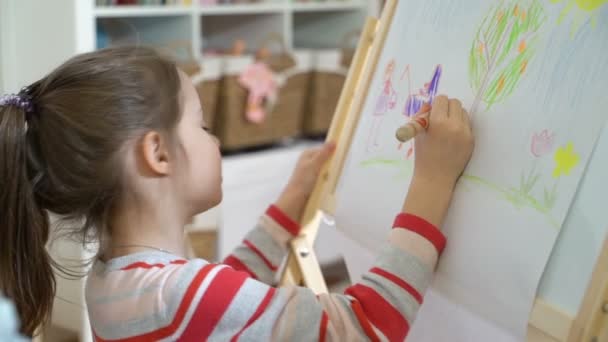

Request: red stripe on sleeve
left=319, top=311, right=329, bottom=342
left=230, top=287, right=276, bottom=341
left=348, top=300, right=380, bottom=342
left=345, top=284, right=410, bottom=342
left=120, top=259, right=187, bottom=271
left=120, top=262, right=166, bottom=270
left=180, top=267, right=250, bottom=340
left=224, top=255, right=257, bottom=279
left=243, top=240, right=278, bottom=271
left=266, top=205, right=301, bottom=236
left=93, top=263, right=218, bottom=342
left=370, top=267, right=423, bottom=304
left=393, top=213, right=446, bottom=254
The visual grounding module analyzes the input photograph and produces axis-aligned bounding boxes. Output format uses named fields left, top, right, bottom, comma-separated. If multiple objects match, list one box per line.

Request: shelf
left=95, top=6, right=192, bottom=18
left=199, top=3, right=286, bottom=16
left=291, top=1, right=365, bottom=12
left=95, top=2, right=367, bottom=17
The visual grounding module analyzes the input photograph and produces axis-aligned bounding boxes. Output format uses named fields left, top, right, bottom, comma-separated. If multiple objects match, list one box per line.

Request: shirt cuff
left=393, top=213, right=446, bottom=254
left=266, top=205, right=301, bottom=236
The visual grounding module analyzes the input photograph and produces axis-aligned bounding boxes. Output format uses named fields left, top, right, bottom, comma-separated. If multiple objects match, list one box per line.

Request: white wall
left=0, top=0, right=84, bottom=93
left=0, top=0, right=8, bottom=93
left=0, top=2, right=94, bottom=339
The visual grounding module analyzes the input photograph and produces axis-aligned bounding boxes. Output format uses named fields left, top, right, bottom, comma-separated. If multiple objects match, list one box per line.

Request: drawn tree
left=469, top=0, right=546, bottom=114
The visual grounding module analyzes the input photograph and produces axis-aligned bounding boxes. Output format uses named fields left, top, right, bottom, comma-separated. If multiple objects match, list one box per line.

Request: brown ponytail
left=0, top=46, right=182, bottom=336
left=0, top=103, right=55, bottom=336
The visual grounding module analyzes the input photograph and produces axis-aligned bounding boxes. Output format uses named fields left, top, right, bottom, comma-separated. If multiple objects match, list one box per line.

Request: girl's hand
left=413, top=95, right=474, bottom=188
left=403, top=95, right=475, bottom=227
left=275, top=142, right=336, bottom=223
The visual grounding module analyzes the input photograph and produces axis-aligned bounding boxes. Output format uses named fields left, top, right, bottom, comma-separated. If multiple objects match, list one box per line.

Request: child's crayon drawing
left=362, top=127, right=581, bottom=228
left=398, top=64, right=442, bottom=159
left=362, top=64, right=442, bottom=165
left=550, top=0, right=607, bottom=35
left=463, top=131, right=580, bottom=228
left=366, top=59, right=397, bottom=152
left=469, top=0, right=546, bottom=115
left=403, top=64, right=442, bottom=117
left=358, top=0, right=596, bottom=228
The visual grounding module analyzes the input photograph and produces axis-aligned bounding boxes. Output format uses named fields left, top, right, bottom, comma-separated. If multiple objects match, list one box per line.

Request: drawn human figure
left=366, top=59, right=397, bottom=152
left=399, top=64, right=442, bottom=158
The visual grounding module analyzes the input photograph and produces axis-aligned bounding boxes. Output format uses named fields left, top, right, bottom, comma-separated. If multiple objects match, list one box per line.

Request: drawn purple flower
left=404, top=64, right=442, bottom=117
left=531, top=129, right=555, bottom=157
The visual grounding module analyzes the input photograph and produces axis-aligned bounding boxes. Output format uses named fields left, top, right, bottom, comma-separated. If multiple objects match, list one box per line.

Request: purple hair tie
left=0, top=93, right=34, bottom=113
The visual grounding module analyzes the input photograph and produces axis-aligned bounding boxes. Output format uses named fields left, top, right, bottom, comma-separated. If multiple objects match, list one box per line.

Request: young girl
left=0, top=47, right=473, bottom=340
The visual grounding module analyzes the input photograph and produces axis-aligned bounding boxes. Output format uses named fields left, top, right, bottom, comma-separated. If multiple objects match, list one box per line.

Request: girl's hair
left=0, top=46, right=182, bottom=336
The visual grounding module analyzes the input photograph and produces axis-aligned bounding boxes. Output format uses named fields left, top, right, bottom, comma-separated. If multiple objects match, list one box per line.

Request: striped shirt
left=85, top=205, right=446, bottom=341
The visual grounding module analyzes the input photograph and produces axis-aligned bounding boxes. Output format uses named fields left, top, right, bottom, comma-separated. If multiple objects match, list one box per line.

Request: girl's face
left=173, top=70, right=222, bottom=215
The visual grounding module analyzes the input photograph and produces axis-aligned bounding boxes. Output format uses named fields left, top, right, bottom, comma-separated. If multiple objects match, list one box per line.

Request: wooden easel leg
left=278, top=10, right=390, bottom=294
left=279, top=211, right=328, bottom=294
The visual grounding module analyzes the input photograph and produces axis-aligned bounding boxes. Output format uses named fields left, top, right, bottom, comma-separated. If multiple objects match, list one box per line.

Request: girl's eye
left=202, top=126, right=210, bottom=132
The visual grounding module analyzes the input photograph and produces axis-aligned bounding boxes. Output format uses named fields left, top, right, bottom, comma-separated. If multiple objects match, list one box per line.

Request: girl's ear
left=140, top=131, right=171, bottom=175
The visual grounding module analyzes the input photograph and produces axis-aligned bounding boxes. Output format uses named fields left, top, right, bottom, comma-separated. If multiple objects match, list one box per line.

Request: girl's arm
left=222, top=144, right=335, bottom=285
left=89, top=208, right=443, bottom=341
left=221, top=204, right=302, bottom=285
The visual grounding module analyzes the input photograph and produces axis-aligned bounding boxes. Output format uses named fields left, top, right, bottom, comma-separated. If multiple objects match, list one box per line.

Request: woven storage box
left=215, top=55, right=269, bottom=150
left=304, top=48, right=354, bottom=136
left=160, top=42, right=223, bottom=132
left=215, top=50, right=313, bottom=151
left=262, top=49, right=313, bottom=142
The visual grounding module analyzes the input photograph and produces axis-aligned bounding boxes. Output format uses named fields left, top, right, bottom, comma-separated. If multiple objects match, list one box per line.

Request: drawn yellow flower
left=553, top=142, right=580, bottom=178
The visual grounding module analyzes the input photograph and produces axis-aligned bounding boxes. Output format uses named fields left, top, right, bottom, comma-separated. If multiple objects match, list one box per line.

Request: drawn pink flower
left=531, top=129, right=555, bottom=157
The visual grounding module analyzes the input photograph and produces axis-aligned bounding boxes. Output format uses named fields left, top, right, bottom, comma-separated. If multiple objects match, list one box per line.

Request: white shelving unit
left=91, top=1, right=379, bottom=60
left=95, top=5, right=193, bottom=17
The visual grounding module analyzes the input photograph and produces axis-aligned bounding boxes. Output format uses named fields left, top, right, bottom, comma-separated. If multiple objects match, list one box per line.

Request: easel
left=277, top=1, right=608, bottom=341
left=278, top=4, right=394, bottom=293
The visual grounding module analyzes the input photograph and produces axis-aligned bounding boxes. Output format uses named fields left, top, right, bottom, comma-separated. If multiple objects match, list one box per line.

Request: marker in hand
left=395, top=103, right=432, bottom=142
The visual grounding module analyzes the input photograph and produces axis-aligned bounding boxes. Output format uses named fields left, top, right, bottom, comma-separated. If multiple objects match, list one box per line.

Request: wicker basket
left=261, top=49, right=312, bottom=143
left=215, top=36, right=313, bottom=152
left=158, top=41, right=224, bottom=132
left=215, top=55, right=272, bottom=150
left=304, top=48, right=354, bottom=136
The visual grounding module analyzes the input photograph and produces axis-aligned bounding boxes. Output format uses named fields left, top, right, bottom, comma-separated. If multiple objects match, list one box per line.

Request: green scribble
left=543, top=182, right=558, bottom=209
left=469, top=0, right=546, bottom=114
left=462, top=174, right=560, bottom=228
left=360, top=158, right=403, bottom=167
left=519, top=165, right=541, bottom=196
left=359, top=157, right=560, bottom=228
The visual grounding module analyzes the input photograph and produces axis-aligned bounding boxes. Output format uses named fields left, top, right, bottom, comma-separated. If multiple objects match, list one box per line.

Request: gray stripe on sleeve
left=373, top=245, right=432, bottom=293
left=244, top=226, right=285, bottom=266
left=231, top=246, right=275, bottom=284
left=291, top=287, right=323, bottom=340
left=236, top=287, right=291, bottom=341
